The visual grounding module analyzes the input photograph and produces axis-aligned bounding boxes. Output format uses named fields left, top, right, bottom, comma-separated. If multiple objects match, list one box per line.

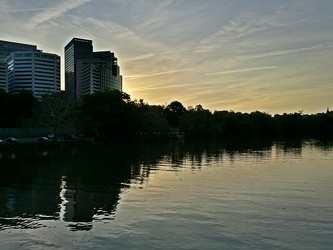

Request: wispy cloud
left=125, top=68, right=193, bottom=80
left=195, top=18, right=266, bottom=53
left=130, top=1, right=173, bottom=34
left=215, top=44, right=333, bottom=64
left=129, top=79, right=241, bottom=92
left=130, top=83, right=191, bottom=92
left=123, top=53, right=155, bottom=62
left=205, top=66, right=279, bottom=76
left=27, top=0, right=91, bottom=29
left=194, top=4, right=317, bottom=54
left=1, top=8, right=55, bottom=13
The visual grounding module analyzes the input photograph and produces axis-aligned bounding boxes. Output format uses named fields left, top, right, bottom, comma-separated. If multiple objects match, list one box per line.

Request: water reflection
left=0, top=143, right=169, bottom=231
left=0, top=139, right=332, bottom=232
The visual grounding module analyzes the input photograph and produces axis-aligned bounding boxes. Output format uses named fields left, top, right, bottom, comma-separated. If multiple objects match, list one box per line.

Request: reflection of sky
left=59, top=176, right=68, bottom=222
left=1, top=1, right=332, bottom=114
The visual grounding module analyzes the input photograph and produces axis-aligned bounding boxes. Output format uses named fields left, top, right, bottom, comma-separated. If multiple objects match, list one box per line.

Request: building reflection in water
left=57, top=175, right=127, bottom=231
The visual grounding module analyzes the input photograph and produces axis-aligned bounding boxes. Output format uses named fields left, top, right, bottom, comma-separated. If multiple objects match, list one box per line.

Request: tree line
left=0, top=89, right=332, bottom=141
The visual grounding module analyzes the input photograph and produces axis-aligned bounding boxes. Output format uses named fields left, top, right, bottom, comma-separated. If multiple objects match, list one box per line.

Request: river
left=0, top=139, right=332, bottom=249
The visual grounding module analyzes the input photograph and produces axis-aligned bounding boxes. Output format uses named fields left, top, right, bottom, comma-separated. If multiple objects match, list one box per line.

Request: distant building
left=0, top=62, right=7, bottom=91
left=64, top=38, right=93, bottom=100
left=0, top=40, right=40, bottom=91
left=64, top=38, right=122, bottom=100
left=6, top=50, right=60, bottom=99
left=0, top=40, right=39, bottom=61
left=76, top=52, right=122, bottom=97
left=0, top=40, right=60, bottom=99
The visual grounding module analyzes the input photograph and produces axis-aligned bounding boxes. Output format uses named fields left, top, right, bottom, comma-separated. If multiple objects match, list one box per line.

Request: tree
left=0, top=90, right=37, bottom=128
left=78, top=90, right=137, bottom=141
left=133, top=102, right=169, bottom=137
left=163, top=101, right=187, bottom=127
left=180, top=104, right=220, bottom=139
left=30, top=93, right=76, bottom=140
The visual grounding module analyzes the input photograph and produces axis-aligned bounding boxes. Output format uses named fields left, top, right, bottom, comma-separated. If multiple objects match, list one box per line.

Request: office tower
left=0, top=40, right=39, bottom=91
left=0, top=62, right=7, bottom=91
left=64, top=38, right=93, bottom=100
left=0, top=40, right=39, bottom=61
left=64, top=38, right=122, bottom=100
left=76, top=52, right=122, bottom=97
left=6, top=51, right=60, bottom=99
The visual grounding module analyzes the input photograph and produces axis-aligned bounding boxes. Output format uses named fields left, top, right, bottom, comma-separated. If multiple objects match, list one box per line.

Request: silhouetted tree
left=78, top=90, right=138, bottom=141
left=30, top=93, right=76, bottom=140
left=133, top=100, right=169, bottom=138
left=163, top=101, right=187, bottom=127
left=0, top=90, right=37, bottom=127
left=180, top=104, right=221, bottom=139
left=274, top=112, right=305, bottom=137
left=249, top=111, right=275, bottom=138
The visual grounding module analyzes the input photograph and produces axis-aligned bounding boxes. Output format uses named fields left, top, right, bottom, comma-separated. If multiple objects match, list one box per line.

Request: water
left=0, top=139, right=332, bottom=249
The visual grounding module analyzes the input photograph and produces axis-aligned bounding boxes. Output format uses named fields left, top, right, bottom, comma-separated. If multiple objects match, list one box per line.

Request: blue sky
left=1, top=0, right=332, bottom=114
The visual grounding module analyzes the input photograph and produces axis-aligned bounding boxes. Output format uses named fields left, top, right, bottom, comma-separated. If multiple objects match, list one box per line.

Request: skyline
left=1, top=0, right=332, bottom=114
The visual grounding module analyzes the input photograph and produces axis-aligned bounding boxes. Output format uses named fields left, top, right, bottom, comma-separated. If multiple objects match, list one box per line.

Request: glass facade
left=0, top=40, right=39, bottom=91
left=65, top=44, right=75, bottom=100
left=0, top=62, right=7, bottom=91
left=65, top=38, right=122, bottom=100
left=0, top=40, right=38, bottom=62
left=64, top=38, right=93, bottom=100
left=6, top=51, right=60, bottom=99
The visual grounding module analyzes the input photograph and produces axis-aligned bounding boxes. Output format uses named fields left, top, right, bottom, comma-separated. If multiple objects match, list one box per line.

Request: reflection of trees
left=0, top=143, right=169, bottom=231
left=275, top=139, right=303, bottom=158
left=165, top=139, right=275, bottom=167
left=0, top=150, right=62, bottom=230
left=165, top=138, right=332, bottom=167
left=1, top=139, right=332, bottom=231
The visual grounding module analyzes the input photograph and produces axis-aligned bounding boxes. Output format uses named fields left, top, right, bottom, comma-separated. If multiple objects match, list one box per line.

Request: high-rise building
left=0, top=40, right=60, bottom=99
left=76, top=51, right=122, bottom=97
left=6, top=51, right=60, bottom=99
left=64, top=38, right=122, bottom=100
left=0, top=40, right=39, bottom=61
left=0, top=40, right=39, bottom=91
left=0, top=62, right=7, bottom=91
left=64, top=38, right=93, bottom=100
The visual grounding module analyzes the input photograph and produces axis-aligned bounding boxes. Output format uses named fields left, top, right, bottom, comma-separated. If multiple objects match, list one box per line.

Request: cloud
left=205, top=66, right=279, bottom=76
left=26, top=0, right=91, bottom=29
left=128, top=78, right=242, bottom=94
left=194, top=11, right=277, bottom=53
left=215, top=43, right=333, bottom=64
left=130, top=83, right=191, bottom=92
left=122, top=53, right=155, bottom=62
left=196, top=19, right=266, bottom=53
left=0, top=8, right=55, bottom=13
left=194, top=4, right=318, bottom=54
left=125, top=68, right=193, bottom=80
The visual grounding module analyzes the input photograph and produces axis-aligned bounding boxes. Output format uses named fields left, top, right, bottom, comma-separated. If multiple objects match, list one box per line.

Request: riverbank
left=0, top=139, right=94, bottom=151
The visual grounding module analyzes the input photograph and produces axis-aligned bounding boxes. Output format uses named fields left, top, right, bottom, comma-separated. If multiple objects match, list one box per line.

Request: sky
left=1, top=0, right=332, bottom=114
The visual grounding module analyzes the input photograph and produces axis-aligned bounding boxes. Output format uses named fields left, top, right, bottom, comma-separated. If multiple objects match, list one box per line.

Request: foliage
left=132, top=100, right=169, bottom=138
left=180, top=105, right=221, bottom=139
left=2, top=88, right=332, bottom=141
left=78, top=91, right=170, bottom=141
left=29, top=92, right=77, bottom=139
left=0, top=90, right=37, bottom=128
left=163, top=101, right=187, bottom=127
